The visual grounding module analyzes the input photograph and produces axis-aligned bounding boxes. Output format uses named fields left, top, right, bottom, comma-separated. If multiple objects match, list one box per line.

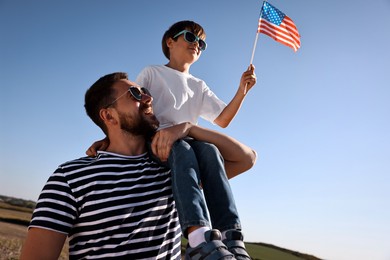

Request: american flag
left=258, top=1, right=301, bottom=52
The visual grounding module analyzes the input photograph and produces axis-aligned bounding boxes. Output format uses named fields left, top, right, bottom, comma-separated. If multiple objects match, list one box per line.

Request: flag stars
left=261, top=2, right=285, bottom=25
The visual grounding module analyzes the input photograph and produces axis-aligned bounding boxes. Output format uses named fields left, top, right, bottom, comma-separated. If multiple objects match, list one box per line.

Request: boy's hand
left=240, top=64, right=257, bottom=94
left=86, top=137, right=110, bottom=157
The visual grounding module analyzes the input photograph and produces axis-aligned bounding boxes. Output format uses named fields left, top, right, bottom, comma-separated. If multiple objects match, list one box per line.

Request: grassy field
left=0, top=221, right=29, bottom=260
left=0, top=200, right=69, bottom=260
left=0, top=197, right=321, bottom=260
left=0, top=221, right=69, bottom=260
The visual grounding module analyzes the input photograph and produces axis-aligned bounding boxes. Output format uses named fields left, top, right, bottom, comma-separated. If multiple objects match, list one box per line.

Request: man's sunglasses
left=105, top=86, right=151, bottom=108
left=173, top=30, right=207, bottom=51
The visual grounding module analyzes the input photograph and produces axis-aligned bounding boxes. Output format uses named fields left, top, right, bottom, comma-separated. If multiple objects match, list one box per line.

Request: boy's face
left=167, top=30, right=204, bottom=64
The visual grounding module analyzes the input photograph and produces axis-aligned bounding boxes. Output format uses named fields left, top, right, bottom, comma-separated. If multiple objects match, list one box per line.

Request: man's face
left=119, top=105, right=158, bottom=140
left=112, top=79, right=159, bottom=139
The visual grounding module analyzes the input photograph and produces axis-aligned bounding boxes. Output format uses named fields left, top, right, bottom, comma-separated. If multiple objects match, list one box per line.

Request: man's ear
left=100, top=108, right=118, bottom=126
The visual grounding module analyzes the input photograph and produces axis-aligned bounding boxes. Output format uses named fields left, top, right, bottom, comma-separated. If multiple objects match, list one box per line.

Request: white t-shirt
left=136, top=65, right=226, bottom=129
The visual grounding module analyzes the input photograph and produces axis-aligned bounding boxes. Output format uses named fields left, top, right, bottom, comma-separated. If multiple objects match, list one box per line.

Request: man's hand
left=151, top=123, right=192, bottom=161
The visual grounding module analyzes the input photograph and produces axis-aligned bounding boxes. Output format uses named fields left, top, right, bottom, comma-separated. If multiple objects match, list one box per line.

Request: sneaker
left=222, top=230, right=251, bottom=260
left=185, top=229, right=235, bottom=260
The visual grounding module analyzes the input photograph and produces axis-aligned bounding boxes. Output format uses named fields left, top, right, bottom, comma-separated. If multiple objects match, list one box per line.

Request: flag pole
left=251, top=0, right=266, bottom=64
left=249, top=33, right=259, bottom=65
left=244, top=1, right=265, bottom=94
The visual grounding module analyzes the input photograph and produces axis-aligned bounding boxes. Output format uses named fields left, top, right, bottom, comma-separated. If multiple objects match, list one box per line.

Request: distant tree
left=0, top=195, right=36, bottom=209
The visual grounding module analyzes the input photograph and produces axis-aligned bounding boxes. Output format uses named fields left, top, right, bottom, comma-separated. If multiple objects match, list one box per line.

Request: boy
left=88, top=21, right=256, bottom=259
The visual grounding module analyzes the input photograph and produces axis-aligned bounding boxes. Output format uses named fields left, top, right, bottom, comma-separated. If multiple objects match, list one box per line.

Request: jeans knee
left=170, top=140, right=191, bottom=161
left=199, top=142, right=223, bottom=161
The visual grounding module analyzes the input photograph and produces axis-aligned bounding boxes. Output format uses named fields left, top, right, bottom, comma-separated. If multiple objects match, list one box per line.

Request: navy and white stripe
left=30, top=151, right=182, bottom=259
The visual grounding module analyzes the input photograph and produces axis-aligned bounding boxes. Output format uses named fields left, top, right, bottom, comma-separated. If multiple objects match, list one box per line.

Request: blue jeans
left=168, top=139, right=241, bottom=238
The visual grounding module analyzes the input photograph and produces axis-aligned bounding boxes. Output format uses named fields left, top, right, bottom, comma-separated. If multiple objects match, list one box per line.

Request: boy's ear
left=166, top=37, right=174, bottom=48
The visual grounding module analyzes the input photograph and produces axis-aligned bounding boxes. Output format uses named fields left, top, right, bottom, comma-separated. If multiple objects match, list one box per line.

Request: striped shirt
left=30, top=151, right=182, bottom=259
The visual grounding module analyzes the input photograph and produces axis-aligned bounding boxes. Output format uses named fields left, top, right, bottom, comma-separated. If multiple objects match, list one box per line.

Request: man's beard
left=118, top=109, right=159, bottom=140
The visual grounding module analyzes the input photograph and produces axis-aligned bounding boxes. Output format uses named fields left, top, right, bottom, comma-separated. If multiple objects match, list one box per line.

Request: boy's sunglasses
left=173, top=30, right=207, bottom=51
left=105, top=86, right=151, bottom=108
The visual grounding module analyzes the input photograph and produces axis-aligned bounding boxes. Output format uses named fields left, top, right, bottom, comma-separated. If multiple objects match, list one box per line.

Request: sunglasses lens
left=198, top=40, right=206, bottom=51
left=130, top=87, right=142, bottom=101
left=141, top=87, right=151, bottom=97
left=184, top=32, right=206, bottom=51
left=184, top=32, right=196, bottom=43
left=129, top=87, right=152, bottom=101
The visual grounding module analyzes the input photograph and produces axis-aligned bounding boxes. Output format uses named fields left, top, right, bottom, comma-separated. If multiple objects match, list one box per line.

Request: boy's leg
left=168, top=139, right=211, bottom=238
left=188, top=140, right=241, bottom=232
left=190, top=140, right=251, bottom=259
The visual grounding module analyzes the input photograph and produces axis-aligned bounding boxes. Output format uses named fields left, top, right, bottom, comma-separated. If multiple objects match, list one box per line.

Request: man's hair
left=161, top=20, right=206, bottom=60
left=84, top=72, right=128, bottom=134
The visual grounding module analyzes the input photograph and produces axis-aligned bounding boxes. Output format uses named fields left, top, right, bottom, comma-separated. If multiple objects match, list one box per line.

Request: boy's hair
left=161, top=20, right=206, bottom=60
left=84, top=72, right=128, bottom=134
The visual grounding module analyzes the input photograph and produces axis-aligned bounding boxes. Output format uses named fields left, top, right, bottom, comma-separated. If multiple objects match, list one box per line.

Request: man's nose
left=141, top=93, right=153, bottom=103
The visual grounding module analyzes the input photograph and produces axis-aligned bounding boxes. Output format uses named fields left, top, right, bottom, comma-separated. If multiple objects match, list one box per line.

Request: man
left=20, top=72, right=256, bottom=259
left=20, top=72, right=181, bottom=259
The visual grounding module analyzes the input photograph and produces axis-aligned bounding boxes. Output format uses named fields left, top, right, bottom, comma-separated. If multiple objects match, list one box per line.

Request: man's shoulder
left=57, top=153, right=154, bottom=171
left=57, top=155, right=99, bottom=171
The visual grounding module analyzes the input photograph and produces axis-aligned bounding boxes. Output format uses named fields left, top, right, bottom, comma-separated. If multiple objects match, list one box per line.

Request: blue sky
left=1, top=0, right=389, bottom=259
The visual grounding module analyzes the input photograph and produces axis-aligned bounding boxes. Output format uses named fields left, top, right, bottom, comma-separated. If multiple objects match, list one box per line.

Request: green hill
left=180, top=237, right=322, bottom=260
left=245, top=242, right=322, bottom=260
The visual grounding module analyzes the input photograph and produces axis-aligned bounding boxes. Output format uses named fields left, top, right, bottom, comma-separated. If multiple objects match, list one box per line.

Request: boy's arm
left=20, top=227, right=67, bottom=260
left=214, top=64, right=256, bottom=128
left=151, top=122, right=257, bottom=179
left=187, top=124, right=257, bottom=179
left=86, top=137, right=110, bottom=156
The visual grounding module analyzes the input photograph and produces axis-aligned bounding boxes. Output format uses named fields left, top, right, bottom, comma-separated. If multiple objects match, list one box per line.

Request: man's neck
left=106, top=135, right=147, bottom=156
